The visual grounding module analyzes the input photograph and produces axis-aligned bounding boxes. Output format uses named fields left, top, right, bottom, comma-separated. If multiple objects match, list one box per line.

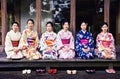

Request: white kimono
left=40, top=31, right=58, bottom=59
left=5, top=30, right=23, bottom=59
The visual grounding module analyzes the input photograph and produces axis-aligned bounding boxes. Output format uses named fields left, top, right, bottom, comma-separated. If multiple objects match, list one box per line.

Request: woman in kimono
left=5, top=22, right=23, bottom=59
left=75, top=22, right=94, bottom=59
left=96, top=22, right=116, bottom=73
left=57, top=21, right=75, bottom=59
left=40, top=22, right=58, bottom=59
left=20, top=19, right=41, bottom=60
left=96, top=22, right=116, bottom=59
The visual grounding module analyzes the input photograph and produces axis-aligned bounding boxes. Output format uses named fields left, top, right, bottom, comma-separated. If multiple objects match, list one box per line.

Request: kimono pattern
left=75, top=30, right=94, bottom=59
left=20, top=29, right=41, bottom=60
left=40, top=31, right=58, bottom=59
left=96, top=32, right=116, bottom=59
left=5, top=30, right=23, bottom=59
left=57, top=30, right=75, bottom=59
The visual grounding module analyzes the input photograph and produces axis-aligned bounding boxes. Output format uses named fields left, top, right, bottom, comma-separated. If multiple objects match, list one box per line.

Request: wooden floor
left=0, top=71, right=120, bottom=79
left=0, top=49, right=120, bottom=79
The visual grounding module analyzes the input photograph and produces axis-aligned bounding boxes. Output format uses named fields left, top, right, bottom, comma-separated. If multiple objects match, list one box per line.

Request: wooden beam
left=70, top=0, right=76, bottom=37
left=36, top=0, right=42, bottom=38
left=1, top=0, right=7, bottom=46
left=104, top=0, right=110, bottom=29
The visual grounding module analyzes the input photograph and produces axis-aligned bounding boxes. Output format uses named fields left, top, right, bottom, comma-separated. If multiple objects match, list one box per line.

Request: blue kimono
left=75, top=30, right=94, bottom=59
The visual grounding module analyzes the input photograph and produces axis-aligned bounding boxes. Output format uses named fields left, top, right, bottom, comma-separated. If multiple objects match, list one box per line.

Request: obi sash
left=80, top=39, right=89, bottom=45
left=11, top=41, right=19, bottom=47
left=27, top=38, right=36, bottom=46
left=102, top=40, right=111, bottom=47
left=61, top=39, right=70, bottom=44
left=45, top=40, right=54, bottom=46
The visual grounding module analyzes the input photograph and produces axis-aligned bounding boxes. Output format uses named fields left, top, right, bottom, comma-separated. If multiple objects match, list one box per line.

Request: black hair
left=101, top=22, right=108, bottom=27
left=81, top=21, right=88, bottom=26
left=62, top=20, right=69, bottom=26
left=27, top=19, right=34, bottom=24
left=46, top=21, right=54, bottom=28
left=12, top=22, right=19, bottom=27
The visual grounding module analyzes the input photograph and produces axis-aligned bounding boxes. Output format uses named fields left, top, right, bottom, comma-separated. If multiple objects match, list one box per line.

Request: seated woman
left=96, top=22, right=116, bottom=73
left=20, top=19, right=41, bottom=60
left=5, top=22, right=23, bottom=59
left=96, top=22, right=116, bottom=59
left=57, top=21, right=75, bottom=59
left=75, top=22, right=94, bottom=59
left=40, top=22, right=57, bottom=59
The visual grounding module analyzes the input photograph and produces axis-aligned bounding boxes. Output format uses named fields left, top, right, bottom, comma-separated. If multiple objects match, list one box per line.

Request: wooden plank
left=104, top=0, right=110, bottom=29
left=1, top=0, right=7, bottom=46
left=70, top=0, right=76, bottom=37
left=36, top=0, right=42, bottom=38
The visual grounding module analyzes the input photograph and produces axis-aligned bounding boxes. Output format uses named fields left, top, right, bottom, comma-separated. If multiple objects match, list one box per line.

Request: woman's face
left=27, top=21, right=34, bottom=29
left=101, top=24, right=108, bottom=33
left=81, top=22, right=87, bottom=31
left=63, top=22, right=69, bottom=30
left=46, top=24, right=53, bottom=32
left=12, top=23, right=19, bottom=32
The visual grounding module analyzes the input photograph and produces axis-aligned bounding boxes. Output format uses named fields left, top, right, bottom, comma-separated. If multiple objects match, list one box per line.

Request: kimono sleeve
left=75, top=33, right=82, bottom=52
left=88, top=33, right=94, bottom=48
left=69, top=32, right=74, bottom=50
left=39, top=33, right=47, bottom=51
left=5, top=32, right=14, bottom=52
left=19, top=30, right=28, bottom=47
left=56, top=32, right=64, bottom=50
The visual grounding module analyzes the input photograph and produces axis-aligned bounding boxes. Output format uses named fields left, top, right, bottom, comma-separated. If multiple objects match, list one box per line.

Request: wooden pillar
left=70, top=0, right=76, bottom=37
left=14, top=0, right=21, bottom=30
left=36, top=0, right=42, bottom=38
left=1, top=0, right=7, bottom=46
left=104, top=0, right=110, bottom=29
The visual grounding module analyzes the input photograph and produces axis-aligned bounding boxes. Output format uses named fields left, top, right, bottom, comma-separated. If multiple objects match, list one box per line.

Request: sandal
left=106, top=69, right=111, bottom=73
left=72, top=70, right=77, bottom=74
left=67, top=70, right=72, bottom=74
left=110, top=69, right=116, bottom=74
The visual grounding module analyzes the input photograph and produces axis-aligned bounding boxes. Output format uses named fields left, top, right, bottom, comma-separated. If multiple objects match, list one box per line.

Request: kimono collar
left=101, top=32, right=108, bottom=35
left=46, top=31, right=54, bottom=34
left=62, top=29, right=68, bottom=33
left=81, top=30, right=87, bottom=34
left=11, top=30, right=19, bottom=33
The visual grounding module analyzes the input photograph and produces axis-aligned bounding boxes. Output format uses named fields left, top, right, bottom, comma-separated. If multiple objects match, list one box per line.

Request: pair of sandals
left=106, top=69, right=116, bottom=73
left=86, top=70, right=95, bottom=73
left=36, top=69, right=46, bottom=74
left=36, top=69, right=57, bottom=74
left=67, top=70, right=77, bottom=74
left=48, top=69, right=57, bottom=74
left=22, top=69, right=31, bottom=74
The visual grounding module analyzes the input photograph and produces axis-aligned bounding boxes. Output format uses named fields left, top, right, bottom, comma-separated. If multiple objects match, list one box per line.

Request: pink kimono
left=96, top=32, right=116, bottom=59
left=57, top=30, right=75, bottom=59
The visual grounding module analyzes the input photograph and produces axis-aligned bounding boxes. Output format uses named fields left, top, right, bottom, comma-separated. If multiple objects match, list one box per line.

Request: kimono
left=5, top=30, right=23, bottom=59
left=57, top=30, right=75, bottom=59
left=40, top=31, right=57, bottom=59
left=20, top=29, right=41, bottom=60
left=75, top=30, right=94, bottom=59
left=96, top=32, right=116, bottom=59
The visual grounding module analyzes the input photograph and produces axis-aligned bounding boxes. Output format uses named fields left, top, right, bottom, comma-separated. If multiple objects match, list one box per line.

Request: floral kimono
left=96, top=32, right=116, bottom=59
left=75, top=30, right=94, bottom=59
left=40, top=31, right=57, bottom=59
left=5, top=30, right=23, bottom=59
left=57, top=30, right=75, bottom=59
left=20, top=29, right=41, bottom=60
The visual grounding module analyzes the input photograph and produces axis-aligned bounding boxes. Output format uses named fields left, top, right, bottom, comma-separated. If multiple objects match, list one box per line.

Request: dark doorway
left=76, top=0, right=104, bottom=44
